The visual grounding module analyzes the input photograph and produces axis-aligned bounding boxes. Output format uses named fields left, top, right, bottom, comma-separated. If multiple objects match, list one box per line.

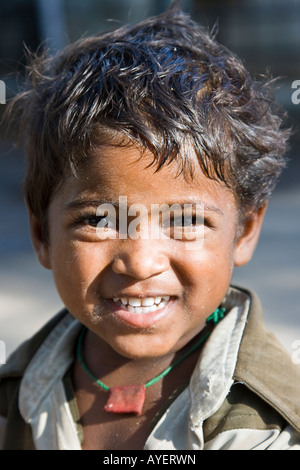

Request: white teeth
left=111, top=296, right=171, bottom=313
left=128, top=298, right=142, bottom=307
left=141, top=297, right=155, bottom=307
left=134, top=307, right=144, bottom=314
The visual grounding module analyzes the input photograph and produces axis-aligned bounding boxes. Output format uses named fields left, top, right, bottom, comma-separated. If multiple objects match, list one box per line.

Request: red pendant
left=104, top=384, right=146, bottom=415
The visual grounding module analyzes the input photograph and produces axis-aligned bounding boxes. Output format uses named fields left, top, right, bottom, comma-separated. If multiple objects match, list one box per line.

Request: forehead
left=67, top=143, right=236, bottom=209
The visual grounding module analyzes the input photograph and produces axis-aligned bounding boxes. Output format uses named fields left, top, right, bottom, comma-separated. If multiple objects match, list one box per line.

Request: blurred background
left=0, top=0, right=299, bottom=360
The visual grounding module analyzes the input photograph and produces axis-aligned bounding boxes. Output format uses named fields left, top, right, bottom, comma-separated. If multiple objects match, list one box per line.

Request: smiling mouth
left=112, top=296, right=171, bottom=314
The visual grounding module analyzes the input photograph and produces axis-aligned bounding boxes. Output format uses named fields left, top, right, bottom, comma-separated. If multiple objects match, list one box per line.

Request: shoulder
left=0, top=309, right=71, bottom=449
left=203, top=382, right=300, bottom=449
left=0, top=309, right=69, bottom=413
left=0, top=309, right=69, bottom=379
left=203, top=287, right=300, bottom=448
left=204, top=382, right=284, bottom=440
left=233, top=288, right=300, bottom=434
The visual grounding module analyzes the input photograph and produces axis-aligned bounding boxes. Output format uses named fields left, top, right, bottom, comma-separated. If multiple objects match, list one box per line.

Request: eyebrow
left=63, top=197, right=224, bottom=216
left=64, top=199, right=118, bottom=212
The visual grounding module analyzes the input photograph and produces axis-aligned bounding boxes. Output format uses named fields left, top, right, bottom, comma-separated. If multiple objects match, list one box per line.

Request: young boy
left=1, top=5, right=300, bottom=450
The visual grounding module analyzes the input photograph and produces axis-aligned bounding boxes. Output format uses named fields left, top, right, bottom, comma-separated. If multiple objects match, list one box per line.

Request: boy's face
left=30, top=143, right=266, bottom=360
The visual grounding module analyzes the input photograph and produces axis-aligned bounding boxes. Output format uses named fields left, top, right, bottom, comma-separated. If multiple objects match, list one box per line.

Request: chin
left=108, top=333, right=179, bottom=361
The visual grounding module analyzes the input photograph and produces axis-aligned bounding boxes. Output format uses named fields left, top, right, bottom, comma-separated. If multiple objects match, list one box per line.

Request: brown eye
left=86, top=215, right=116, bottom=229
left=86, top=216, right=105, bottom=227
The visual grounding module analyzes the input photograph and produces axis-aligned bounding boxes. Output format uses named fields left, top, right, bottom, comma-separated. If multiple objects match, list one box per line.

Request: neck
left=82, top=326, right=208, bottom=388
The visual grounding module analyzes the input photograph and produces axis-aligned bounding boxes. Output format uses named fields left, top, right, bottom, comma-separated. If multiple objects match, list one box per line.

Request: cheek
left=50, top=241, right=105, bottom=312
left=176, top=239, right=235, bottom=304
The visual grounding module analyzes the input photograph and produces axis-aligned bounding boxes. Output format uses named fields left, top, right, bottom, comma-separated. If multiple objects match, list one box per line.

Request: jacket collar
left=18, top=314, right=81, bottom=423
left=189, top=287, right=250, bottom=428
left=233, top=289, right=300, bottom=433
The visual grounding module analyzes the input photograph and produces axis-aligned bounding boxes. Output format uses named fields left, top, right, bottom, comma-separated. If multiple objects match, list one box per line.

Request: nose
left=111, top=239, right=170, bottom=280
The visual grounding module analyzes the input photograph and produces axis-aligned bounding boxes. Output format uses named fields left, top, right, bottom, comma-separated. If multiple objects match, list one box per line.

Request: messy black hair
left=5, top=4, right=291, bottom=228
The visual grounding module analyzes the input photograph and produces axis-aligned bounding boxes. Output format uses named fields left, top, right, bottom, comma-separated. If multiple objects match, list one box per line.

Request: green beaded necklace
left=76, top=307, right=225, bottom=415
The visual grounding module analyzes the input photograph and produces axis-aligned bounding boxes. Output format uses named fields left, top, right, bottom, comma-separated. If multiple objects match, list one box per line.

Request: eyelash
left=71, top=212, right=111, bottom=228
left=70, top=210, right=215, bottom=242
left=72, top=213, right=213, bottom=227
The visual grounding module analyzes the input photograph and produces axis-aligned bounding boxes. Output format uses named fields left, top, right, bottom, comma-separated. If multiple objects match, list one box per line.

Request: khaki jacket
left=1, top=287, right=300, bottom=450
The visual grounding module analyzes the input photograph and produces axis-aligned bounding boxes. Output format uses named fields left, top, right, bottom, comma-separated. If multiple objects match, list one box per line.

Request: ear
left=28, top=209, right=52, bottom=270
left=234, top=202, right=268, bottom=267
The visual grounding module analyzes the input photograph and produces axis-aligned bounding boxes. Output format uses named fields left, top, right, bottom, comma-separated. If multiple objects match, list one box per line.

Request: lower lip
left=104, top=298, right=174, bottom=328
